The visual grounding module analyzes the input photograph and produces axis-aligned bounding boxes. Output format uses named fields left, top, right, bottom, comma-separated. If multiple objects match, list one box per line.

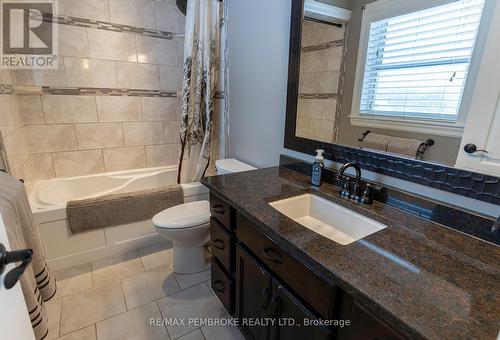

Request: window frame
left=350, top=0, right=488, bottom=137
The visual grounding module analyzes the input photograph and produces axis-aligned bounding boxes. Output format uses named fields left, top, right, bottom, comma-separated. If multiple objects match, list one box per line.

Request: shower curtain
left=177, top=0, right=221, bottom=183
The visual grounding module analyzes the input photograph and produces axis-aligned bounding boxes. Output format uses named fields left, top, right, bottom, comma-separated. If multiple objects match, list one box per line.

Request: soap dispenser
left=311, top=149, right=324, bottom=186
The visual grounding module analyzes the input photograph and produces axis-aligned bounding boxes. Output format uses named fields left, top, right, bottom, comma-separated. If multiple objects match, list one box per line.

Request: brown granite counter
left=201, top=167, right=500, bottom=340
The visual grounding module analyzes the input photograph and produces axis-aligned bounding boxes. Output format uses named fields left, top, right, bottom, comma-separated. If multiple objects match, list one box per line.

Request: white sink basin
left=269, top=193, right=387, bottom=245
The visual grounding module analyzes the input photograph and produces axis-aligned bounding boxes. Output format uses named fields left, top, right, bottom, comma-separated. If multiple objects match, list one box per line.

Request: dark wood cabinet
left=210, top=217, right=234, bottom=273
left=236, top=244, right=333, bottom=340
left=209, top=191, right=403, bottom=340
left=236, top=244, right=273, bottom=340
left=269, top=283, right=333, bottom=340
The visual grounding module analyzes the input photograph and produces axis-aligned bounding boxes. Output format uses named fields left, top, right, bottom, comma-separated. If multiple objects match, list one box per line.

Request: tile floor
left=45, top=242, right=244, bottom=340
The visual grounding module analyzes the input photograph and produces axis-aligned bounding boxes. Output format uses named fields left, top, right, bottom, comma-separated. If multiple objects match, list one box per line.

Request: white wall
left=225, top=0, right=291, bottom=167
left=225, top=0, right=500, bottom=218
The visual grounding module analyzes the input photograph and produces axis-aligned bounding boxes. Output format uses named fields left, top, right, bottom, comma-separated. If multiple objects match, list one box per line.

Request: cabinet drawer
left=210, top=193, right=234, bottom=230
left=210, top=217, right=234, bottom=273
left=237, top=213, right=335, bottom=320
left=211, top=258, right=234, bottom=314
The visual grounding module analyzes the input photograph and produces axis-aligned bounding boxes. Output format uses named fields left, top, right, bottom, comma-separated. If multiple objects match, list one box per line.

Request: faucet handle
left=358, top=183, right=374, bottom=205
left=340, top=178, right=351, bottom=198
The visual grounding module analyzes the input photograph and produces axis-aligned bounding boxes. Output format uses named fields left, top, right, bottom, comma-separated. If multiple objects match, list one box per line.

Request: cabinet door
left=269, top=283, right=333, bottom=340
left=236, top=244, right=273, bottom=340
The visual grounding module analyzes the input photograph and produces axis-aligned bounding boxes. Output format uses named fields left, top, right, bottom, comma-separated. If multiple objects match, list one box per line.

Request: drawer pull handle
left=213, top=279, right=225, bottom=293
left=261, top=287, right=271, bottom=310
left=263, top=247, right=283, bottom=264
left=213, top=239, right=225, bottom=250
left=212, top=204, right=225, bottom=214
left=268, top=293, right=281, bottom=318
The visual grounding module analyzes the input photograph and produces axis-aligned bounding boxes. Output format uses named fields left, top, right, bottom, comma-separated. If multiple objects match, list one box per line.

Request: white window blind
left=360, top=0, right=485, bottom=121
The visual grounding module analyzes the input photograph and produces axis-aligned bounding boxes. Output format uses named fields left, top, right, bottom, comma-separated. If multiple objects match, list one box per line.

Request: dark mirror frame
left=283, top=0, right=500, bottom=205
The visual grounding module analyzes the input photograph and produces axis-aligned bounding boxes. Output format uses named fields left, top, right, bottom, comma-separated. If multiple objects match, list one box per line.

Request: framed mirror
left=284, top=0, right=500, bottom=204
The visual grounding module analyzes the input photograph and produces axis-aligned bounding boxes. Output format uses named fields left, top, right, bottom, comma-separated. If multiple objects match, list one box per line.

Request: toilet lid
left=153, top=200, right=210, bottom=229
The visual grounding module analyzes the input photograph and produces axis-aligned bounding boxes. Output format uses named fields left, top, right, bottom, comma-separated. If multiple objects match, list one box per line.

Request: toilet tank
left=215, top=159, right=256, bottom=175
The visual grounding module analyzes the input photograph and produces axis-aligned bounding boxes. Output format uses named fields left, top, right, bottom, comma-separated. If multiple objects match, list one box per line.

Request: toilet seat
left=153, top=200, right=210, bottom=230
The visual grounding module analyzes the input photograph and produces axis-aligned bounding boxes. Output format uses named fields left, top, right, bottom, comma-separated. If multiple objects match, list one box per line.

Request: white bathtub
left=28, top=166, right=209, bottom=271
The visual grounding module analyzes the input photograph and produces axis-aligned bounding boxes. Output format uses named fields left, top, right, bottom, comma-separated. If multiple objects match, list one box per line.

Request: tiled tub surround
left=201, top=167, right=500, bottom=339
left=296, top=20, right=344, bottom=143
left=0, top=0, right=230, bottom=182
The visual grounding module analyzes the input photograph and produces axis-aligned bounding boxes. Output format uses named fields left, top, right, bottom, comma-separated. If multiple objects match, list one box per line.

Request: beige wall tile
left=42, top=95, right=98, bottom=124
left=163, top=121, right=181, bottom=144
left=141, top=97, right=179, bottom=121
left=116, top=62, right=159, bottom=90
left=29, top=153, right=55, bottom=180
left=136, top=35, right=177, bottom=65
left=59, top=25, right=89, bottom=58
left=96, top=96, right=142, bottom=122
left=145, top=144, right=179, bottom=167
left=299, top=71, right=339, bottom=94
left=87, top=29, right=137, bottom=62
left=13, top=59, right=67, bottom=86
left=64, top=57, right=117, bottom=88
left=103, top=146, right=146, bottom=171
left=0, top=95, right=22, bottom=136
left=159, top=65, right=182, bottom=90
left=75, top=123, right=124, bottom=150
left=123, top=122, right=163, bottom=146
left=26, top=125, right=77, bottom=153
left=53, top=150, right=104, bottom=177
left=0, top=70, right=13, bottom=84
left=301, top=50, right=328, bottom=74
left=3, top=127, right=29, bottom=175
left=58, top=0, right=110, bottom=21
left=327, top=46, right=344, bottom=71
left=17, top=95, right=44, bottom=125
left=154, top=2, right=186, bottom=33
left=108, top=0, right=156, bottom=29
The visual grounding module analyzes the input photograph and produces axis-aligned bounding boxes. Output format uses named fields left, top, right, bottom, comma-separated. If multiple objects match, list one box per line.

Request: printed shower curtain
left=177, top=0, right=221, bottom=183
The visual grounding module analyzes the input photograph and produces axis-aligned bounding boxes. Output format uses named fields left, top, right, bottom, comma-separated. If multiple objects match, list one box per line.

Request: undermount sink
left=269, top=193, right=387, bottom=245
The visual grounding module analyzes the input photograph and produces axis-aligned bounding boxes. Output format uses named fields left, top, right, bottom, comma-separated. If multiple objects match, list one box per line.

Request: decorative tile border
left=42, top=86, right=178, bottom=97
left=38, top=13, right=175, bottom=40
left=302, top=39, right=343, bottom=53
left=299, top=93, right=337, bottom=99
left=0, top=84, right=226, bottom=99
left=0, top=85, right=15, bottom=94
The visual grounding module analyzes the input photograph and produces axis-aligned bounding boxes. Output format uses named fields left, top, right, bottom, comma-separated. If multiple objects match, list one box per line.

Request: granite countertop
left=201, top=167, right=500, bottom=340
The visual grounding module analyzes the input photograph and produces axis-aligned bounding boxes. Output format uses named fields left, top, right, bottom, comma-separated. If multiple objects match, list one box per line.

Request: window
left=352, top=0, right=487, bottom=136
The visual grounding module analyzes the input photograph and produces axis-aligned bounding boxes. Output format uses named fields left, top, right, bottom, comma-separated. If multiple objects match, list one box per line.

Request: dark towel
left=67, top=185, right=184, bottom=234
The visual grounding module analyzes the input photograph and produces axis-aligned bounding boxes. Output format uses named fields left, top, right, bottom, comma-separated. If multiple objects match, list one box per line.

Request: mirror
left=288, top=0, right=500, bottom=175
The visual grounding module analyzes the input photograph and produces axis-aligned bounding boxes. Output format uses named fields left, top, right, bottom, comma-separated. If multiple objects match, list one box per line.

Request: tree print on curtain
left=177, top=0, right=220, bottom=183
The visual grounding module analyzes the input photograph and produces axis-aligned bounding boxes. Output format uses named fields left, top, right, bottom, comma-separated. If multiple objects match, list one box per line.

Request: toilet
left=153, top=159, right=256, bottom=274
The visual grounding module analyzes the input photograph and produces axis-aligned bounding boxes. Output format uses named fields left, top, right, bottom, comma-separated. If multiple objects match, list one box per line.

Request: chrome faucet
left=335, top=162, right=373, bottom=204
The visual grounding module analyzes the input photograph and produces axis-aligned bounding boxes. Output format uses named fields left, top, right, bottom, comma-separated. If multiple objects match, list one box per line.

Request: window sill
left=349, top=115, right=465, bottom=138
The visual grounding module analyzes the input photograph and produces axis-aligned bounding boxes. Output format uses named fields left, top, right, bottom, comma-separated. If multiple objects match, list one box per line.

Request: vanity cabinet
left=236, top=244, right=332, bottom=340
left=209, top=192, right=237, bottom=314
left=209, top=192, right=404, bottom=340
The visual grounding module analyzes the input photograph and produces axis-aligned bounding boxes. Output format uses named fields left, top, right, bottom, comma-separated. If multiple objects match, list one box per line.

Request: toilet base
left=172, top=243, right=210, bottom=274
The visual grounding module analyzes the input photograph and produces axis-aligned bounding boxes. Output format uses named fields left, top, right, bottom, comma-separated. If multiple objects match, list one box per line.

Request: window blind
left=360, top=0, right=485, bottom=121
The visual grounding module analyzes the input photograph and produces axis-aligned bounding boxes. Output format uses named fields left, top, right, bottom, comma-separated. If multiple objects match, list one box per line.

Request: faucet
left=335, top=162, right=373, bottom=204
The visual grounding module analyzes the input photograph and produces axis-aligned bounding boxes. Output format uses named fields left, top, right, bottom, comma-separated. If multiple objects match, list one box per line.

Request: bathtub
left=28, top=166, right=209, bottom=271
